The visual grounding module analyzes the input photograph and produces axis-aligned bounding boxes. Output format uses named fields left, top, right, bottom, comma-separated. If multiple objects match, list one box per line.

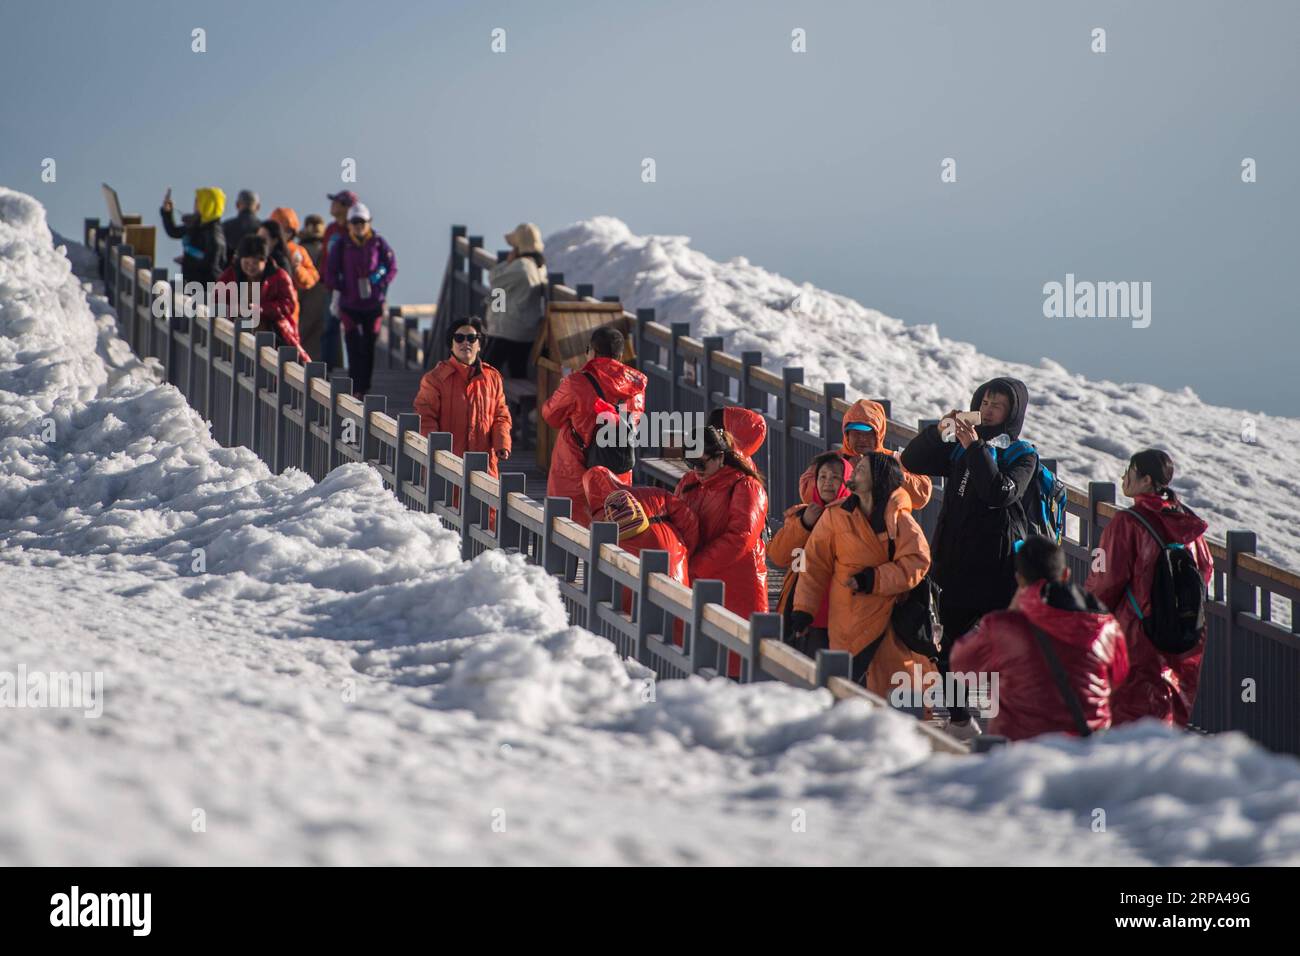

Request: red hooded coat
left=542, top=357, right=647, bottom=526
left=674, top=463, right=769, bottom=622
left=951, top=581, right=1130, bottom=740
left=583, top=466, right=699, bottom=586
left=1085, top=492, right=1213, bottom=727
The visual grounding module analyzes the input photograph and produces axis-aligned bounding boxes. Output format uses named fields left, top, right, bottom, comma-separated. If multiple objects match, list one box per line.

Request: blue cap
left=844, top=422, right=874, bottom=432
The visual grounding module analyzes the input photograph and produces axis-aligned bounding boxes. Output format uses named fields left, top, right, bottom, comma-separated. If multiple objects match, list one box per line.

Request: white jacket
left=485, top=257, right=548, bottom=342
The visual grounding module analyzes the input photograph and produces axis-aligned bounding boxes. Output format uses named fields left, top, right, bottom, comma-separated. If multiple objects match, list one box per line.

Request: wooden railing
left=424, top=223, right=1300, bottom=756
left=82, top=217, right=966, bottom=757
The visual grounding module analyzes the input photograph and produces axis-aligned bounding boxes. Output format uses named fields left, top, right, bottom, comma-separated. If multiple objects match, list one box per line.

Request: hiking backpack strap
left=1029, top=624, right=1093, bottom=738
left=1121, top=507, right=1170, bottom=622
left=568, top=371, right=608, bottom=452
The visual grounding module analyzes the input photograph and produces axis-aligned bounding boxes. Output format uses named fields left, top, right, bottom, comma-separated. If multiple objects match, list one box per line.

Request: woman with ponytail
left=1085, top=448, right=1213, bottom=726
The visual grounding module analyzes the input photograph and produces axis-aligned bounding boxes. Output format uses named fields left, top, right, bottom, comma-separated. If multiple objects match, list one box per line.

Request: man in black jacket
left=900, top=376, right=1035, bottom=733
left=160, top=186, right=227, bottom=286
left=222, top=189, right=261, bottom=254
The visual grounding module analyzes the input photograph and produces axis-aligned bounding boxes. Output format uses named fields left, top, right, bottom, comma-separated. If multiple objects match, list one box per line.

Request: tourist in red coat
left=541, top=326, right=647, bottom=527
left=952, top=536, right=1130, bottom=740
left=583, top=466, right=698, bottom=587
left=675, top=425, right=769, bottom=679
left=1086, top=449, right=1213, bottom=727
left=216, top=235, right=309, bottom=362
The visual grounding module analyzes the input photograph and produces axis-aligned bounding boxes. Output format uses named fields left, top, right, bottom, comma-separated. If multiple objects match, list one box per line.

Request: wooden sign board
left=529, top=301, right=635, bottom=371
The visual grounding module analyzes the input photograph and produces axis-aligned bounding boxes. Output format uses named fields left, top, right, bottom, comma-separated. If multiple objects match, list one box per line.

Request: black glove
left=851, top=567, right=876, bottom=594
left=788, top=610, right=814, bottom=638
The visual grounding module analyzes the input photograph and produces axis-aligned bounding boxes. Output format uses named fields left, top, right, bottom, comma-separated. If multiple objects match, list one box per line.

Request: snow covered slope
left=547, top=217, right=1299, bottom=571
left=1, top=188, right=1298, bottom=865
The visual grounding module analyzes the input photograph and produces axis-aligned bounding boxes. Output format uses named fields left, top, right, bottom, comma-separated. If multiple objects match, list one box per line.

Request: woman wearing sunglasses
left=414, top=319, right=513, bottom=481
left=674, top=424, right=770, bottom=676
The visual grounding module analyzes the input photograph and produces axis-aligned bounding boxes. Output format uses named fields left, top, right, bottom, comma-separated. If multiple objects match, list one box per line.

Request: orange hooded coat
left=798, top=400, right=931, bottom=510
left=792, top=486, right=934, bottom=698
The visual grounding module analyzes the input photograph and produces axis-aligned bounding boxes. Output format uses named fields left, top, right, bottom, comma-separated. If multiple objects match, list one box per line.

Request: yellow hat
left=603, top=489, right=650, bottom=541
left=194, top=187, right=226, bottom=224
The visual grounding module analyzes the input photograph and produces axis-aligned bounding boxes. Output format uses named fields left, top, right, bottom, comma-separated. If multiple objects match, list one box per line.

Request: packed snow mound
left=1, top=187, right=1297, bottom=864
left=547, top=217, right=1300, bottom=571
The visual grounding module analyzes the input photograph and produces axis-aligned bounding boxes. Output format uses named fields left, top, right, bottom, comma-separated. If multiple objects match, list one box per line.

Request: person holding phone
left=899, top=377, right=1036, bottom=738
left=160, top=185, right=227, bottom=284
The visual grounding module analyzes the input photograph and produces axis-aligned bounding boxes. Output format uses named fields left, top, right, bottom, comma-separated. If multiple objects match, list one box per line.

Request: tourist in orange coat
left=790, top=452, right=933, bottom=697
left=797, top=399, right=931, bottom=509
left=414, top=318, right=512, bottom=477
left=268, top=207, right=321, bottom=294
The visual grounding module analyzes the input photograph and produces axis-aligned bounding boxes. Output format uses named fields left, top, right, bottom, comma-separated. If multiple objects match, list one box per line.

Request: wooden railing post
left=701, top=335, right=724, bottom=413
left=460, top=451, right=489, bottom=559
left=326, top=376, right=351, bottom=470
left=392, top=412, right=419, bottom=497
left=635, top=550, right=670, bottom=668
left=466, top=235, right=484, bottom=317
left=669, top=322, right=690, bottom=415
left=688, top=580, right=724, bottom=676
left=635, top=308, right=655, bottom=382
left=1225, top=529, right=1258, bottom=735
left=1087, top=481, right=1116, bottom=554
left=747, top=612, right=781, bottom=683
left=740, top=350, right=762, bottom=411
left=361, top=394, right=386, bottom=465
left=822, top=382, right=845, bottom=450
left=249, top=332, right=275, bottom=458
left=815, top=649, right=851, bottom=689
left=542, top=496, right=573, bottom=576
left=273, top=346, right=297, bottom=474
left=496, top=472, right=527, bottom=551
left=300, top=361, right=326, bottom=474
left=575, top=283, right=594, bottom=299
left=425, top=432, right=452, bottom=508
left=780, top=367, right=804, bottom=514
left=586, top=522, right=619, bottom=633
left=227, top=321, right=244, bottom=448
left=203, top=312, right=217, bottom=422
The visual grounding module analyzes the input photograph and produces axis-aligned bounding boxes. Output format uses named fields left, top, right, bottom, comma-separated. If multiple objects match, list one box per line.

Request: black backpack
left=571, top=371, right=636, bottom=473
left=1122, top=507, right=1207, bottom=655
left=891, top=574, right=942, bottom=660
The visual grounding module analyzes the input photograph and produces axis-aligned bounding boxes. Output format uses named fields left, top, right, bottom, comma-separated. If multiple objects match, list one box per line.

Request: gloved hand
left=788, top=610, right=814, bottom=639
left=848, top=567, right=876, bottom=594
left=329, top=290, right=341, bottom=317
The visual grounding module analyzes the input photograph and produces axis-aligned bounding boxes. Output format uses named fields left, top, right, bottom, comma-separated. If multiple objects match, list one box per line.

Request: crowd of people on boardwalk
left=408, top=260, right=1213, bottom=744
left=159, top=185, right=397, bottom=398
left=160, top=202, right=1214, bottom=746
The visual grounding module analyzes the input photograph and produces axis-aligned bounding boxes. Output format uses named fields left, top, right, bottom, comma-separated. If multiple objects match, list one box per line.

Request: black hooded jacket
left=899, top=377, right=1036, bottom=609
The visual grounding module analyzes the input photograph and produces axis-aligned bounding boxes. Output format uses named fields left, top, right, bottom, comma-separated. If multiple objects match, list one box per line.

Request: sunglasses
left=452, top=333, right=482, bottom=344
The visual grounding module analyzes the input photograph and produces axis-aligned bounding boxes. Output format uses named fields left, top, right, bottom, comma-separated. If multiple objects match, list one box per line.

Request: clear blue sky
left=2, top=0, right=1295, bottom=414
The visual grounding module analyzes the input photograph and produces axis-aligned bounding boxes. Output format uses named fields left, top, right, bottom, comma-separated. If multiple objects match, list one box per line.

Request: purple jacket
left=327, top=231, right=397, bottom=319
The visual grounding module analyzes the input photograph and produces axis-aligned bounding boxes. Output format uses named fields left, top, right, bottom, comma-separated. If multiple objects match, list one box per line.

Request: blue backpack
left=1003, top=441, right=1067, bottom=543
